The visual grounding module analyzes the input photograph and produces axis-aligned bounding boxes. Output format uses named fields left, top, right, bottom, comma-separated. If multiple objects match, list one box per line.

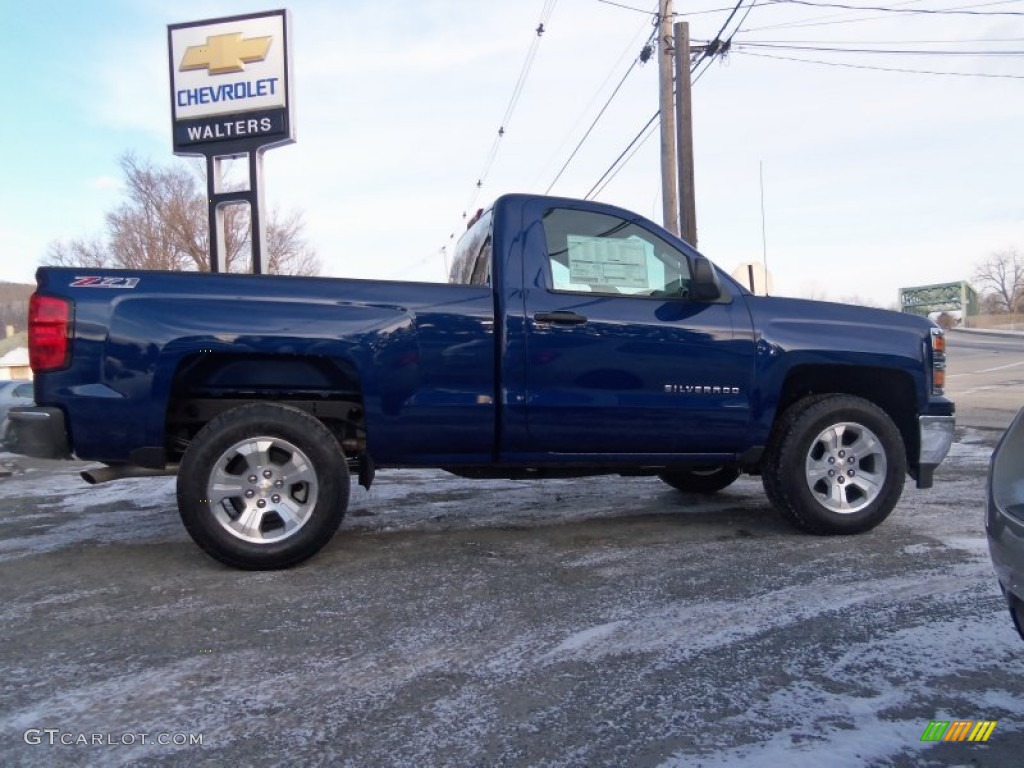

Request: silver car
left=987, top=406, right=1024, bottom=641
left=0, top=379, right=34, bottom=450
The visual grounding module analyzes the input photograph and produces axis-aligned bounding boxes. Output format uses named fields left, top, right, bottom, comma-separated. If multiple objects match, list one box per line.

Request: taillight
left=930, top=327, right=946, bottom=396
left=29, top=294, right=72, bottom=372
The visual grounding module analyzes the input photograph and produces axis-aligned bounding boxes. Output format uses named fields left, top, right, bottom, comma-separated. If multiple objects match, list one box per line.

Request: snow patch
left=547, top=621, right=627, bottom=656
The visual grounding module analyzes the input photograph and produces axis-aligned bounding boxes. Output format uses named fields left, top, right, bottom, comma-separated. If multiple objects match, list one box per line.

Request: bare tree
left=263, top=210, right=320, bottom=276
left=44, top=239, right=111, bottom=269
left=972, top=248, right=1024, bottom=313
left=44, top=154, right=320, bottom=276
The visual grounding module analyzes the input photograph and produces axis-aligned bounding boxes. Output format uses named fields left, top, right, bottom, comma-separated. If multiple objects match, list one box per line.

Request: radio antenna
left=760, top=161, right=770, bottom=296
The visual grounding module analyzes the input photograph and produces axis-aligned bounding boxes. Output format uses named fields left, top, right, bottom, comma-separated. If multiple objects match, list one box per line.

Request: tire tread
left=177, top=403, right=349, bottom=569
left=763, top=394, right=906, bottom=535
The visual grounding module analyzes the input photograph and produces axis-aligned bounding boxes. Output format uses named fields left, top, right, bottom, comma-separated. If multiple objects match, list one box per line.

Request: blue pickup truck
left=12, top=194, right=954, bottom=569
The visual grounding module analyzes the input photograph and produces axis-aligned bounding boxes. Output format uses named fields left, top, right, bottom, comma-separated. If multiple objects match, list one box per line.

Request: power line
left=501, top=0, right=560, bottom=128
left=766, top=0, right=1024, bottom=16
left=589, top=118, right=661, bottom=199
left=545, top=58, right=644, bottom=194
left=462, top=0, right=558, bottom=219
left=595, top=0, right=660, bottom=12
left=595, top=0, right=770, bottom=15
left=736, top=48, right=1024, bottom=76
left=545, top=27, right=658, bottom=193
left=587, top=0, right=1024, bottom=206
left=585, top=111, right=660, bottom=199
left=741, top=0, right=975, bottom=32
left=704, top=0, right=753, bottom=54
left=436, top=1, right=559, bottom=277
left=587, top=0, right=755, bottom=199
left=692, top=0, right=755, bottom=83
left=741, top=36, right=1024, bottom=43
left=735, top=41, right=1024, bottom=54
left=531, top=13, right=654, bottom=191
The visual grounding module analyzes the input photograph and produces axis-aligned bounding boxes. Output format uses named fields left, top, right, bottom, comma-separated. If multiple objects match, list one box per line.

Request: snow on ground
left=0, top=426, right=998, bottom=545
left=0, top=468, right=179, bottom=562
left=1, top=429, right=1022, bottom=766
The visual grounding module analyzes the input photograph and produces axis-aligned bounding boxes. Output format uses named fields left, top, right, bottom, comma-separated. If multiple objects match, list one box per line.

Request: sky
left=0, top=0, right=1021, bottom=307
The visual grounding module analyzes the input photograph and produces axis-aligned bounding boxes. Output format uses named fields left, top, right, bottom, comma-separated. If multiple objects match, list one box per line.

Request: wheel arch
left=164, top=352, right=367, bottom=466
left=774, top=364, right=919, bottom=469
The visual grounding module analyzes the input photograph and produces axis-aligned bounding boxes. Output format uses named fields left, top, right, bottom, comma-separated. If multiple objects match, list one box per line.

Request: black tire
left=761, top=394, right=832, bottom=509
left=177, top=403, right=350, bottom=569
left=659, top=466, right=740, bottom=494
left=763, top=394, right=906, bottom=535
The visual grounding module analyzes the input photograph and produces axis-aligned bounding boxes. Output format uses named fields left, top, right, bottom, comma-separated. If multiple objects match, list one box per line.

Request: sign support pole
left=204, top=150, right=267, bottom=274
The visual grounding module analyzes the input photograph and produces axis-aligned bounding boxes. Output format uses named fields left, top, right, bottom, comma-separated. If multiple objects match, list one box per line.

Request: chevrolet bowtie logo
left=180, top=32, right=272, bottom=75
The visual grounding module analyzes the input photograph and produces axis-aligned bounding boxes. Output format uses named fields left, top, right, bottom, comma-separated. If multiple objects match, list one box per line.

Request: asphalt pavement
left=0, top=330, right=1021, bottom=767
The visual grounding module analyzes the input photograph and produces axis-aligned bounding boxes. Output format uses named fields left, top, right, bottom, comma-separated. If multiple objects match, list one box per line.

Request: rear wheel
left=659, top=466, right=740, bottom=494
left=177, top=403, right=350, bottom=569
left=764, top=395, right=906, bottom=534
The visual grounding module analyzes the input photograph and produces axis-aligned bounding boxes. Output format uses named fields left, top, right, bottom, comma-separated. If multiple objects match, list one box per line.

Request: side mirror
left=690, top=256, right=722, bottom=301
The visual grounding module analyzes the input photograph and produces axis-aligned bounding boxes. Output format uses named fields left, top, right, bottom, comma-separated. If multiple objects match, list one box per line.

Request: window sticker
left=566, top=236, right=648, bottom=290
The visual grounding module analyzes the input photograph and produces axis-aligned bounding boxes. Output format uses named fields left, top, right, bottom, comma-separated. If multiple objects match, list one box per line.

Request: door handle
left=533, top=311, right=588, bottom=325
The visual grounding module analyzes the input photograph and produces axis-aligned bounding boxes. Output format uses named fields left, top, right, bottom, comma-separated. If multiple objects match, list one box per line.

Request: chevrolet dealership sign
left=168, top=10, right=294, bottom=154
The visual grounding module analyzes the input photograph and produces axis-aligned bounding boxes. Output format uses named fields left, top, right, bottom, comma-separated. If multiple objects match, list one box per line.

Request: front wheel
left=659, top=466, right=740, bottom=494
left=764, top=395, right=907, bottom=535
left=177, top=403, right=350, bottom=569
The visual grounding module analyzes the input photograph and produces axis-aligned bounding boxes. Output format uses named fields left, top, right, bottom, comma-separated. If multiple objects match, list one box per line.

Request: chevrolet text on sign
left=168, top=10, right=294, bottom=154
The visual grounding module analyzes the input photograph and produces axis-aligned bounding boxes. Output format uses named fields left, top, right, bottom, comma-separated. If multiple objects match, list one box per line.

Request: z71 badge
left=70, top=277, right=140, bottom=289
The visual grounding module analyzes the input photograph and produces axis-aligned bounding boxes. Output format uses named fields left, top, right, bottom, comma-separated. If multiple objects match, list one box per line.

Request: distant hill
left=0, top=282, right=33, bottom=300
left=0, top=282, right=33, bottom=335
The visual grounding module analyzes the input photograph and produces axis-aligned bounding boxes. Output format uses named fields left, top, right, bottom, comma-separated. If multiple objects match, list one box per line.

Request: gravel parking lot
left=1, top=331, right=1021, bottom=767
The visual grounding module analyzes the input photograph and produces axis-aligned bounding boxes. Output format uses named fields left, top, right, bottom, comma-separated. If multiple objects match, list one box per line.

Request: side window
left=449, top=209, right=493, bottom=286
left=541, top=208, right=691, bottom=297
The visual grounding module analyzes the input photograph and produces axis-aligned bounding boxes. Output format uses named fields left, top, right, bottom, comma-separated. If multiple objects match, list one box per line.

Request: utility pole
left=674, top=21, right=697, bottom=247
left=658, top=0, right=679, bottom=236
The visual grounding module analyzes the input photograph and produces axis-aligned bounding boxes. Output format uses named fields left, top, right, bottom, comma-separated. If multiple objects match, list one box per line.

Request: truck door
left=520, top=204, right=755, bottom=455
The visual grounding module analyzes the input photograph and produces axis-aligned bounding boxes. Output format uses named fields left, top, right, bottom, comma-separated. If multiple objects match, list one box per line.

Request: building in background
left=0, top=348, right=30, bottom=381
